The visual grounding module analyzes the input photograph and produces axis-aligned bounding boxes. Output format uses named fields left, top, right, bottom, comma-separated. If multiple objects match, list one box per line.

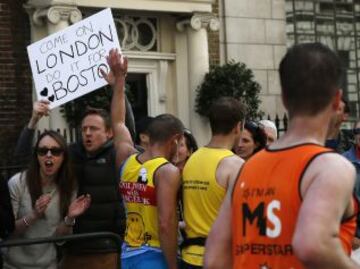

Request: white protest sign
left=27, top=8, right=121, bottom=109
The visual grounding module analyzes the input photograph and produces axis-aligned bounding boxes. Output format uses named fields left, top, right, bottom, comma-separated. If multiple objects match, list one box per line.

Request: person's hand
left=67, top=194, right=91, bottom=219
left=100, top=48, right=128, bottom=86
left=32, top=194, right=51, bottom=218
left=352, top=237, right=360, bottom=250
left=28, top=100, right=50, bottom=129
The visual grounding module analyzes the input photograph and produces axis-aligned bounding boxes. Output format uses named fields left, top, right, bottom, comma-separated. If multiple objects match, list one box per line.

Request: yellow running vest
left=120, top=154, right=168, bottom=248
left=182, top=147, right=234, bottom=266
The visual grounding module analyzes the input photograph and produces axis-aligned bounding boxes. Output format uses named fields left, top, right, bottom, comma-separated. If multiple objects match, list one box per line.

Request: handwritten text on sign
left=27, top=8, right=121, bottom=109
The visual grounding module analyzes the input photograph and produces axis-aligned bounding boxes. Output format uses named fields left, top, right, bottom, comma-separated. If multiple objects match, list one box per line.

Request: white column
left=175, top=30, right=190, bottom=128
left=177, top=13, right=219, bottom=146
left=25, top=5, right=82, bottom=132
left=46, top=6, right=82, bottom=130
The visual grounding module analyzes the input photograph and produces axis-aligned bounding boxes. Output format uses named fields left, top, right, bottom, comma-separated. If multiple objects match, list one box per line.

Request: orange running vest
left=232, top=144, right=357, bottom=269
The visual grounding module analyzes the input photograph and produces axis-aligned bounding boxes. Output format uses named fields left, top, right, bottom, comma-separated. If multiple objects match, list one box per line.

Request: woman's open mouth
left=45, top=160, right=54, bottom=168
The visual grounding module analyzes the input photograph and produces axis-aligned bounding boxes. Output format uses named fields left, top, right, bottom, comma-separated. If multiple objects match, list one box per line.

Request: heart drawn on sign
left=48, top=95, right=55, bottom=102
left=40, top=87, right=48, bottom=97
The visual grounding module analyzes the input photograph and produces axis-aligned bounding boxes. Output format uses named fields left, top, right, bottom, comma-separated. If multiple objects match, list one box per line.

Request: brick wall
left=208, top=0, right=220, bottom=67
left=0, top=0, right=32, bottom=166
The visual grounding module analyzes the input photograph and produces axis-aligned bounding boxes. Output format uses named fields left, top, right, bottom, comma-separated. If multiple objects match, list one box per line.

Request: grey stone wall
left=220, top=0, right=287, bottom=117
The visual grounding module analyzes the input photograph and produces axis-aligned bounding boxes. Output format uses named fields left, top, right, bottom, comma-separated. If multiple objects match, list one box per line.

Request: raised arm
left=14, top=100, right=49, bottom=159
left=102, top=49, right=136, bottom=169
left=293, top=153, right=360, bottom=268
left=156, top=164, right=181, bottom=269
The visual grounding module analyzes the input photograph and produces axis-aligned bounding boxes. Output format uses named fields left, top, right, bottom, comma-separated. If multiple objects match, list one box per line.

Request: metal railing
left=0, top=232, right=122, bottom=269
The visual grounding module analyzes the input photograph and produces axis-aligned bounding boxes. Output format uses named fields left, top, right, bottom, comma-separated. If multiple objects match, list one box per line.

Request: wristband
left=23, top=217, right=30, bottom=227
left=64, top=216, right=75, bottom=227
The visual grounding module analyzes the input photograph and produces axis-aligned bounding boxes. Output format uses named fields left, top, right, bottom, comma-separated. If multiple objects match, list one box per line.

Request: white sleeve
left=7, top=172, right=25, bottom=219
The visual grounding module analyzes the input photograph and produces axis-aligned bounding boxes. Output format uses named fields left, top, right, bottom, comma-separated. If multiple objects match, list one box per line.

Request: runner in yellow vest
left=120, top=154, right=168, bottom=248
left=181, top=97, right=246, bottom=269
left=104, top=49, right=184, bottom=269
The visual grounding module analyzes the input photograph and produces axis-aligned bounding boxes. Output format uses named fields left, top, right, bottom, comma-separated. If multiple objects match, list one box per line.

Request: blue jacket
left=343, top=146, right=360, bottom=237
left=343, top=146, right=360, bottom=167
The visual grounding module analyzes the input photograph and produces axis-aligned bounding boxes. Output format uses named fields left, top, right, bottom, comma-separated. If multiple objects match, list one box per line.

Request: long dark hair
left=244, top=121, right=267, bottom=153
left=26, top=130, right=76, bottom=218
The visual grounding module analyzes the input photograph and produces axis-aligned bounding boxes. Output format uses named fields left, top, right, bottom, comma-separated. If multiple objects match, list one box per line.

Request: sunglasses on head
left=36, top=147, right=64, bottom=156
left=246, top=121, right=260, bottom=131
left=183, top=128, right=193, bottom=135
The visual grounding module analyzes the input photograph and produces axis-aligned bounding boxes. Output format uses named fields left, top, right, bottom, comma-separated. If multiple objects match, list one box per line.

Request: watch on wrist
left=64, top=216, right=75, bottom=227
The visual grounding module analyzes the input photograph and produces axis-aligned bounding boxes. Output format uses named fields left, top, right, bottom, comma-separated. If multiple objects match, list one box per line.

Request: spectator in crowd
left=205, top=43, right=359, bottom=268
left=14, top=100, right=134, bottom=268
left=172, top=128, right=198, bottom=242
left=259, top=119, right=278, bottom=145
left=181, top=97, right=246, bottom=269
left=343, top=119, right=360, bottom=239
left=326, top=97, right=352, bottom=153
left=105, top=49, right=183, bottom=269
left=172, top=128, right=198, bottom=173
left=343, top=120, right=360, bottom=167
left=135, top=116, right=154, bottom=152
left=234, top=121, right=267, bottom=160
left=0, top=177, right=15, bottom=269
left=3, top=131, right=90, bottom=269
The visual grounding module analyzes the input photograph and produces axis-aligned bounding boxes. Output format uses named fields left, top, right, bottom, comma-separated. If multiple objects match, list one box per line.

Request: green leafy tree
left=61, top=85, right=133, bottom=128
left=61, top=86, right=112, bottom=128
left=196, top=61, right=263, bottom=119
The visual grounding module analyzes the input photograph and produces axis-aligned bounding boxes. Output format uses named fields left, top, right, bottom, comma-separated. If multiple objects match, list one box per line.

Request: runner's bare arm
left=105, top=49, right=137, bottom=168
left=204, top=180, right=235, bottom=269
left=293, top=153, right=360, bottom=268
left=156, top=164, right=181, bottom=269
left=216, top=155, right=244, bottom=190
left=204, top=155, right=243, bottom=268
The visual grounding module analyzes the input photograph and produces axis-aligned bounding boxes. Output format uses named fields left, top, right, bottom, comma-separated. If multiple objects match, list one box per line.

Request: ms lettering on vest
left=242, top=200, right=281, bottom=238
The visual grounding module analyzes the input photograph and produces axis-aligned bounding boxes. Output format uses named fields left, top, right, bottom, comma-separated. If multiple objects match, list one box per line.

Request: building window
left=81, top=8, right=159, bottom=52
left=115, top=17, right=158, bottom=52
left=286, top=0, right=360, bottom=118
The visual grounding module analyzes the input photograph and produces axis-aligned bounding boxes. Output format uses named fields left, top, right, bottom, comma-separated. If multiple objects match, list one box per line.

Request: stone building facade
left=220, top=0, right=287, bottom=118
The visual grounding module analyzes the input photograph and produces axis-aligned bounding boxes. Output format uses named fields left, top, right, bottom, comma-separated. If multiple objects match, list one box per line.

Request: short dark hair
left=135, top=116, right=154, bottom=144
left=81, top=107, right=111, bottom=130
left=148, top=114, right=184, bottom=144
left=208, top=97, right=246, bottom=135
left=279, top=43, right=342, bottom=116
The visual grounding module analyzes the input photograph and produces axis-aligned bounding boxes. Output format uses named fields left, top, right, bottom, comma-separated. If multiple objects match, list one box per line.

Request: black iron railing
left=0, top=232, right=122, bottom=269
